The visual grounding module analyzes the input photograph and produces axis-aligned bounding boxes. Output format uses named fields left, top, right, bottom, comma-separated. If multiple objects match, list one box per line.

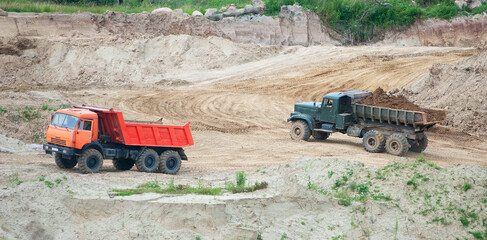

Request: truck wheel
left=159, top=150, right=182, bottom=174
left=290, top=120, right=311, bottom=141
left=54, top=153, right=77, bottom=169
left=78, top=149, right=103, bottom=174
left=362, top=130, right=386, bottom=153
left=312, top=131, right=330, bottom=140
left=409, top=132, right=428, bottom=153
left=112, top=159, right=135, bottom=171
left=135, top=149, right=159, bottom=173
left=385, top=133, right=409, bottom=156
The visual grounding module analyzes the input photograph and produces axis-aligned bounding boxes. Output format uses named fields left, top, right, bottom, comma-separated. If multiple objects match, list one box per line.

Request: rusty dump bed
left=74, top=105, right=194, bottom=148
left=353, top=104, right=436, bottom=128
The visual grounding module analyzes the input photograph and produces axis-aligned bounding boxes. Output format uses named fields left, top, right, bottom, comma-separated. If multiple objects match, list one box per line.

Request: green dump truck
left=287, top=90, right=436, bottom=156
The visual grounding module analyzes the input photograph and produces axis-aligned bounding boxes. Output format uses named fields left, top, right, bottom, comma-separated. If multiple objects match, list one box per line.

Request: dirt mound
left=401, top=51, right=487, bottom=137
left=0, top=37, right=36, bottom=56
left=359, top=88, right=446, bottom=122
left=0, top=35, right=283, bottom=90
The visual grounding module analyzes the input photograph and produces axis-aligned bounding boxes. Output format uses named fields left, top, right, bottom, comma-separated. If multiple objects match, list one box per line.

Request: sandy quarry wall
left=215, top=11, right=336, bottom=46
left=381, top=13, right=487, bottom=48
left=2, top=10, right=487, bottom=47
left=0, top=10, right=337, bottom=47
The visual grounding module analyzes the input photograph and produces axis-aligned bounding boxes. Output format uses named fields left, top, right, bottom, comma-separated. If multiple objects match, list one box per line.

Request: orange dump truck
left=43, top=105, right=194, bottom=174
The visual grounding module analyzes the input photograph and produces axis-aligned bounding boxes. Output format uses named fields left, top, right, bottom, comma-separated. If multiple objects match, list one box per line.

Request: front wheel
left=159, top=150, right=182, bottom=174
left=78, top=149, right=103, bottom=174
left=54, top=153, right=78, bottom=169
left=385, top=133, right=409, bottom=156
left=290, top=120, right=311, bottom=141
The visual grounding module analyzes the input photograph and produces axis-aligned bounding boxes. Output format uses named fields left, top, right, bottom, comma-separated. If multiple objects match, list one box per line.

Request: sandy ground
left=1, top=37, right=487, bottom=239
left=61, top=46, right=485, bottom=171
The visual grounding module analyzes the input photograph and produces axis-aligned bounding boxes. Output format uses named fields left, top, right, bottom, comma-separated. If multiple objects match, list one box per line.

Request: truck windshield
left=51, top=113, right=79, bottom=130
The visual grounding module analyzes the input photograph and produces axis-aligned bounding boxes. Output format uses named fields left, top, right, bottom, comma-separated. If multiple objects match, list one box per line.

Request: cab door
left=317, top=98, right=336, bottom=123
left=74, top=119, right=94, bottom=149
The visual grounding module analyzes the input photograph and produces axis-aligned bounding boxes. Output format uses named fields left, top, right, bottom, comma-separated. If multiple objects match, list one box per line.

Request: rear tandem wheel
left=362, top=130, right=386, bottom=153
left=385, top=133, right=409, bottom=156
left=159, top=150, right=182, bottom=174
left=135, top=149, right=160, bottom=173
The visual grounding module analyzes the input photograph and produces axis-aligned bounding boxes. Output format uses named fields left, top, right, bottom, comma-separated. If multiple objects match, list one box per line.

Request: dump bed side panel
left=124, top=122, right=193, bottom=148
left=353, top=104, right=427, bottom=126
left=73, top=105, right=193, bottom=148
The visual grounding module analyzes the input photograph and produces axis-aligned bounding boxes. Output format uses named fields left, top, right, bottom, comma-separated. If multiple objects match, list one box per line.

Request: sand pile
left=0, top=35, right=282, bottom=90
left=359, top=88, right=446, bottom=122
left=401, top=51, right=487, bottom=136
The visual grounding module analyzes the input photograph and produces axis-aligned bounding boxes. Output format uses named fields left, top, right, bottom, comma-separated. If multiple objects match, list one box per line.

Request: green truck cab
left=288, top=90, right=435, bottom=156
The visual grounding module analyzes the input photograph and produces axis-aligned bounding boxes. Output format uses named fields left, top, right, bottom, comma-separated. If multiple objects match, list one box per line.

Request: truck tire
left=135, top=149, right=159, bottom=173
left=290, top=120, right=311, bottom=141
left=54, top=153, right=77, bottom=169
left=409, top=132, right=428, bottom=153
left=159, top=150, right=182, bottom=174
left=312, top=131, right=330, bottom=140
left=362, top=130, right=386, bottom=153
left=78, top=149, right=103, bottom=174
left=112, top=159, right=135, bottom=171
left=385, top=133, right=409, bottom=156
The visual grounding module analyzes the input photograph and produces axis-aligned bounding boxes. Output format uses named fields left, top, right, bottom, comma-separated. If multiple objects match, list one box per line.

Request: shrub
left=462, top=183, right=472, bottom=192
left=236, top=171, right=246, bottom=188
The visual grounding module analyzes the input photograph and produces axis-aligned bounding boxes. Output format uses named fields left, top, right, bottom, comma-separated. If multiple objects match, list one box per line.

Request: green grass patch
left=8, top=173, right=23, bottom=188
left=459, top=216, right=470, bottom=226
left=462, top=182, right=472, bottom=192
left=468, top=230, right=487, bottom=239
left=0, top=0, right=252, bottom=15
left=432, top=216, right=450, bottom=225
left=112, top=172, right=268, bottom=196
left=45, top=180, right=54, bottom=188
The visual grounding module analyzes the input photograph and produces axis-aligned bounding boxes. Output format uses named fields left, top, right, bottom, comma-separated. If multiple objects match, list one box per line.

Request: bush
left=236, top=171, right=246, bottom=188
left=262, top=0, right=474, bottom=43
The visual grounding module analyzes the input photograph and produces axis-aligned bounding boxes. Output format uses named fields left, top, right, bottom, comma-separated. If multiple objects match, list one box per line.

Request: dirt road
left=1, top=43, right=485, bottom=171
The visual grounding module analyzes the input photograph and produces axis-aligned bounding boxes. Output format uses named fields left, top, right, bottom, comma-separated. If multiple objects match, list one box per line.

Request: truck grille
left=50, top=137, right=66, bottom=146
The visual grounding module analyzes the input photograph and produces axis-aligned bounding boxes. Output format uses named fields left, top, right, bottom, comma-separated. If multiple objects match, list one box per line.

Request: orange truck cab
left=43, top=105, right=194, bottom=174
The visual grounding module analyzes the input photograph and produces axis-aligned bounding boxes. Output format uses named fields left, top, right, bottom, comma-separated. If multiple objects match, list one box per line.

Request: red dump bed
left=74, top=105, right=193, bottom=148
